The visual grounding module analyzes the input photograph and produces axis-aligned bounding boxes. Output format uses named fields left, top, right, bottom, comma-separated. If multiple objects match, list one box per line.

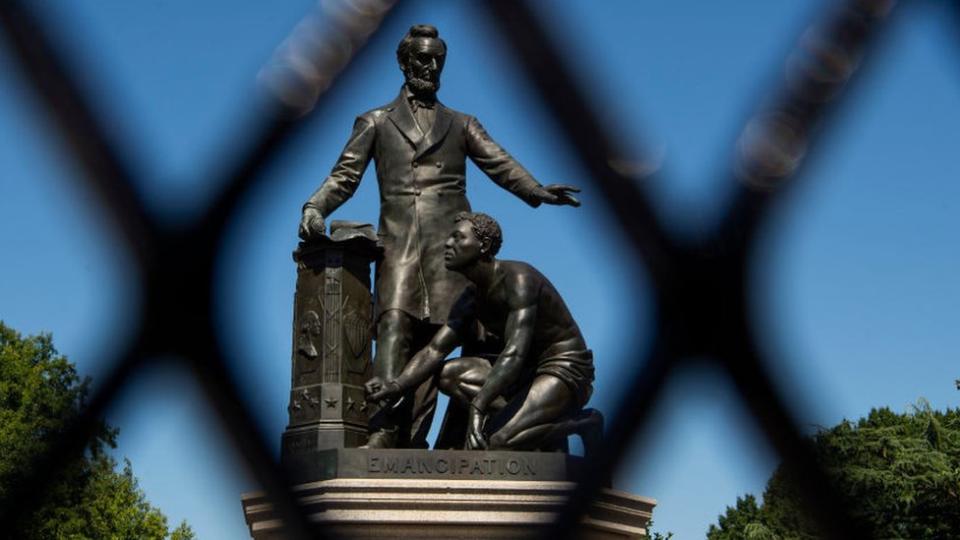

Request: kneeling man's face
left=444, top=221, right=483, bottom=271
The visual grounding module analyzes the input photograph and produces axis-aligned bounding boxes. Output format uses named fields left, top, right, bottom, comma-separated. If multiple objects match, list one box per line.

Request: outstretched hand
left=298, top=207, right=326, bottom=240
left=536, top=184, right=581, bottom=207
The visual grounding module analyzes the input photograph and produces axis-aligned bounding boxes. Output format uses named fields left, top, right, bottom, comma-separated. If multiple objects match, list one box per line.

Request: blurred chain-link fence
left=0, top=0, right=902, bottom=538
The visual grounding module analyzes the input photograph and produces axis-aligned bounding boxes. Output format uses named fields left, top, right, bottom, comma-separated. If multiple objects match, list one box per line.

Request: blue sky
left=2, top=1, right=959, bottom=538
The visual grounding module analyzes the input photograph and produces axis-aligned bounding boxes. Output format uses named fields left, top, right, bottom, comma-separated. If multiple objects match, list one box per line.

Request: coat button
left=435, top=162, right=442, bottom=168
left=414, top=188, right=422, bottom=196
left=412, top=162, right=419, bottom=168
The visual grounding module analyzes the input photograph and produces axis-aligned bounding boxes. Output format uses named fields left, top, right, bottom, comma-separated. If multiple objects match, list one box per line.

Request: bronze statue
left=366, top=212, right=602, bottom=454
left=298, top=24, right=581, bottom=449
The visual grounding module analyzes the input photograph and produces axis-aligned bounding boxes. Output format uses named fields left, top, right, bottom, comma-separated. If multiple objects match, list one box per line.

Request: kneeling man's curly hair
left=454, top=212, right=502, bottom=260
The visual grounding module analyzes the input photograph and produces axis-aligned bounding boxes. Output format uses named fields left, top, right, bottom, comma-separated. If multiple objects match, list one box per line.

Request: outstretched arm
left=299, top=115, right=376, bottom=239
left=465, top=116, right=580, bottom=208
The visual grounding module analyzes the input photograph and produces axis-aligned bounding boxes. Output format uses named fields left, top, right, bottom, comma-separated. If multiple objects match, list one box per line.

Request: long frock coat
left=305, top=91, right=544, bottom=324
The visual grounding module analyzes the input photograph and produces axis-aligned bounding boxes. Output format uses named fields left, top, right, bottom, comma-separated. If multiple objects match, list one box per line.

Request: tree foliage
left=708, top=402, right=960, bottom=539
left=641, top=519, right=673, bottom=539
left=0, top=321, right=194, bottom=539
left=170, top=521, right=198, bottom=540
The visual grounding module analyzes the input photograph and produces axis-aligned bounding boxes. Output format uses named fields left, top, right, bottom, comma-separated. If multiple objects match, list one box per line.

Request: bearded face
left=402, top=38, right=446, bottom=96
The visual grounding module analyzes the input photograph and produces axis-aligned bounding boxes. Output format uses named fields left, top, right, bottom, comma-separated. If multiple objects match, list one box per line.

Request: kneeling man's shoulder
left=501, top=261, right=545, bottom=301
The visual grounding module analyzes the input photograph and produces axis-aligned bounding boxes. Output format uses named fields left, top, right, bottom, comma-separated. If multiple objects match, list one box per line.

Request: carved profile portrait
left=297, top=310, right=322, bottom=360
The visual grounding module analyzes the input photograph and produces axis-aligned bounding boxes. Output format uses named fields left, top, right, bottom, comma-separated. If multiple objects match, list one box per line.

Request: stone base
left=282, top=423, right=370, bottom=465
left=242, top=478, right=654, bottom=539
left=243, top=450, right=655, bottom=539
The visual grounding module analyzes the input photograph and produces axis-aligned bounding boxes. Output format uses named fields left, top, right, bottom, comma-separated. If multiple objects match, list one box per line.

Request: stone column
left=281, top=223, right=381, bottom=467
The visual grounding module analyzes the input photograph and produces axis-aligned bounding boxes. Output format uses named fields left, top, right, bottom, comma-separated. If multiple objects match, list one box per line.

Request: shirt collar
left=404, top=85, right=436, bottom=112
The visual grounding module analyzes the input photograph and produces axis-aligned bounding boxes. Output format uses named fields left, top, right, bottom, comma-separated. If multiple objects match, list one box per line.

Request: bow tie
left=409, top=98, right=435, bottom=112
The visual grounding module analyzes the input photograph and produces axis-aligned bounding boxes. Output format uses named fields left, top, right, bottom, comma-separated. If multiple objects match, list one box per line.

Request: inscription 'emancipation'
left=367, top=455, right=536, bottom=477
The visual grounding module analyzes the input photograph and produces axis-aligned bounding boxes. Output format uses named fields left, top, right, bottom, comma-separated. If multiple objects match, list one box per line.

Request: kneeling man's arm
left=394, top=325, right=461, bottom=392
left=472, top=304, right=536, bottom=413
left=366, top=325, right=461, bottom=403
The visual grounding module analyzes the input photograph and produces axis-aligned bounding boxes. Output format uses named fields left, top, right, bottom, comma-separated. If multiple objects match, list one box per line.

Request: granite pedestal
left=242, top=449, right=655, bottom=539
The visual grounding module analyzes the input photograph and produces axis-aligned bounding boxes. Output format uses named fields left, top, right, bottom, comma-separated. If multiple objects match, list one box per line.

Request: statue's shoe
left=359, top=428, right=398, bottom=449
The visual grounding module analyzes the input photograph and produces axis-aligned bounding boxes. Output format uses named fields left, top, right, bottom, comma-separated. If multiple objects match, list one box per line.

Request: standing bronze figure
left=298, top=25, right=581, bottom=448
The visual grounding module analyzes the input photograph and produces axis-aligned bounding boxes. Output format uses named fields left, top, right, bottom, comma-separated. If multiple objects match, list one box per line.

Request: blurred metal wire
left=480, top=1, right=895, bottom=538
left=0, top=0, right=903, bottom=538
left=0, top=1, right=401, bottom=538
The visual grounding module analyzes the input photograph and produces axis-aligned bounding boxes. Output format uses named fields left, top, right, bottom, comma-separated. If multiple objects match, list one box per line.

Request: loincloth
left=535, top=348, right=595, bottom=409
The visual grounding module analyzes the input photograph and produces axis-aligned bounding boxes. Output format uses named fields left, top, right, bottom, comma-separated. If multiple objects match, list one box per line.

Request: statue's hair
left=397, top=24, right=446, bottom=66
left=454, top=212, right=502, bottom=260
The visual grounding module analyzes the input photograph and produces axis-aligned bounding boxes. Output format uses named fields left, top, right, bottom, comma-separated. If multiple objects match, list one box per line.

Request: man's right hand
left=467, top=404, right=489, bottom=450
left=298, top=206, right=326, bottom=240
left=365, top=376, right=402, bottom=404
left=533, top=184, right=581, bottom=207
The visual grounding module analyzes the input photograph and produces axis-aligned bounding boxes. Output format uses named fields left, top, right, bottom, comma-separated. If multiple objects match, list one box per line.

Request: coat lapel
left=386, top=93, right=421, bottom=149
left=414, top=104, right=453, bottom=161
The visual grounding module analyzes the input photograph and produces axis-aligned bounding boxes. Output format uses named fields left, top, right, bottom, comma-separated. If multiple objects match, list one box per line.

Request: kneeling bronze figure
left=366, top=212, right=602, bottom=455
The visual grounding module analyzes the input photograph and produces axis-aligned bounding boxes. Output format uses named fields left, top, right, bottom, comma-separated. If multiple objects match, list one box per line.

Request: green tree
left=707, top=495, right=777, bottom=540
left=642, top=520, right=674, bottom=540
left=708, top=402, right=960, bottom=539
left=0, top=321, right=194, bottom=538
left=171, top=521, right=197, bottom=540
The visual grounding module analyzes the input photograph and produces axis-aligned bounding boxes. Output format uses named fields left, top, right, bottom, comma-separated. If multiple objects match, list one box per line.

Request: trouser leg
left=367, top=311, right=442, bottom=448
left=374, top=310, right=414, bottom=380
left=405, top=321, right=441, bottom=448
left=365, top=310, right=415, bottom=448
left=407, top=370, right=439, bottom=448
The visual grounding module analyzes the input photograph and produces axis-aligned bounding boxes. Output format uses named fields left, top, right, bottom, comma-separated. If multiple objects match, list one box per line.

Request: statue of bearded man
left=299, top=24, right=581, bottom=448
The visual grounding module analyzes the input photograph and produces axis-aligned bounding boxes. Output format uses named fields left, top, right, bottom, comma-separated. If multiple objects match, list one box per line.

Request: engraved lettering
left=364, top=454, right=536, bottom=477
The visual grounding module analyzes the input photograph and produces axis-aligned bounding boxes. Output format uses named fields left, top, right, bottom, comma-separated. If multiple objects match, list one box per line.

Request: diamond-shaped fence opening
left=0, top=0, right=911, bottom=538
